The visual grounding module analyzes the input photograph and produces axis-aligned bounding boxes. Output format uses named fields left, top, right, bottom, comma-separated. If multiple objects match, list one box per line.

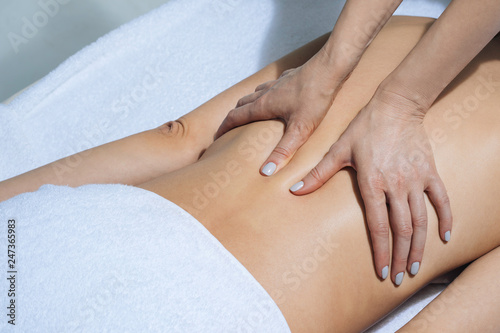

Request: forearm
left=398, top=246, right=500, bottom=332
left=0, top=30, right=332, bottom=203
left=0, top=122, right=199, bottom=202
left=315, top=0, right=402, bottom=84
left=378, top=0, right=500, bottom=112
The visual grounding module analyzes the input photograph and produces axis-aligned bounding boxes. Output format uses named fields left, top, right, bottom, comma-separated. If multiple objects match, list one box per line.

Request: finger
left=426, top=176, right=452, bottom=243
left=279, top=68, right=294, bottom=78
left=236, top=90, right=266, bottom=108
left=386, top=193, right=413, bottom=286
left=290, top=142, right=350, bottom=194
left=407, top=191, right=428, bottom=276
left=214, top=101, right=272, bottom=140
left=255, top=80, right=277, bottom=92
left=358, top=180, right=391, bottom=280
left=260, top=122, right=313, bottom=176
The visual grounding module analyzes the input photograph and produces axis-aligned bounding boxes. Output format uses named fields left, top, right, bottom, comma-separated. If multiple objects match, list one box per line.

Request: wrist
left=378, top=66, right=438, bottom=110
left=306, top=46, right=351, bottom=92
left=374, top=76, right=433, bottom=121
left=371, top=83, right=430, bottom=122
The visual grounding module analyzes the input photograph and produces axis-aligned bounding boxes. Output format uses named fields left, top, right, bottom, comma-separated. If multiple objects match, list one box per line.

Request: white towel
left=0, top=1, right=452, bottom=331
left=0, top=184, right=291, bottom=332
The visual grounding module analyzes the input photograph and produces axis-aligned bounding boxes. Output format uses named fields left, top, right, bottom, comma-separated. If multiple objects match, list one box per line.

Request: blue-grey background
left=0, top=0, right=451, bottom=102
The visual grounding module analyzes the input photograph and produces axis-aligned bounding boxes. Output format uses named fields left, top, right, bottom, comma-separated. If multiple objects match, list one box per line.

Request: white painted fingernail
left=444, top=231, right=451, bottom=242
left=289, top=181, right=304, bottom=192
left=395, top=272, right=404, bottom=286
left=262, top=162, right=277, bottom=176
left=410, top=262, right=420, bottom=275
left=382, top=266, right=389, bottom=280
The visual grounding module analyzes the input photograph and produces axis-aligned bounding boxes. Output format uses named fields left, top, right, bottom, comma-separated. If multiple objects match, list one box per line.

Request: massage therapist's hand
left=291, top=90, right=453, bottom=286
left=214, top=51, right=344, bottom=175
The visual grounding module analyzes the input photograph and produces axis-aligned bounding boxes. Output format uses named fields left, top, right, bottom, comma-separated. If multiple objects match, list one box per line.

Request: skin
left=137, top=18, right=500, bottom=331
left=398, top=246, right=500, bottom=332
left=1, top=17, right=499, bottom=332
left=215, top=0, right=500, bottom=284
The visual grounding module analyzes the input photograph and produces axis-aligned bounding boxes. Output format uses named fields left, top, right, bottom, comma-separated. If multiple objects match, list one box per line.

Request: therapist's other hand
left=214, top=53, right=343, bottom=176
left=291, top=90, right=452, bottom=286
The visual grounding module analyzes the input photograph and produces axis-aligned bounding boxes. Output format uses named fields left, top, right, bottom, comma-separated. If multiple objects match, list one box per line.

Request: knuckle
left=224, top=110, right=238, bottom=127
left=440, top=215, right=453, bottom=226
left=309, top=166, right=326, bottom=184
left=272, top=145, right=293, bottom=159
left=256, top=81, right=272, bottom=91
left=410, top=245, right=425, bottom=257
left=364, top=173, right=385, bottom=195
left=226, top=108, right=237, bottom=120
left=370, top=221, right=390, bottom=236
left=412, top=214, right=428, bottom=229
left=389, top=173, right=406, bottom=191
left=418, top=161, right=432, bottom=175
left=436, top=192, right=451, bottom=207
left=329, top=142, right=347, bottom=157
left=327, top=143, right=343, bottom=160
left=392, top=256, right=408, bottom=266
left=290, top=120, right=314, bottom=137
left=252, top=97, right=265, bottom=111
left=397, top=173, right=408, bottom=188
left=395, top=223, right=413, bottom=240
left=236, top=97, right=246, bottom=108
left=280, top=69, right=292, bottom=77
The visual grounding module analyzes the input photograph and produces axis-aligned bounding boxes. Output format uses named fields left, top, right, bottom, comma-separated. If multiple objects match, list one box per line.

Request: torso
left=140, top=17, right=500, bottom=332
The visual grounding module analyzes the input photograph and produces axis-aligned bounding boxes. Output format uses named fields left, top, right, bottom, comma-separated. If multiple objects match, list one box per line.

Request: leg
left=398, top=246, right=500, bottom=332
left=0, top=33, right=330, bottom=202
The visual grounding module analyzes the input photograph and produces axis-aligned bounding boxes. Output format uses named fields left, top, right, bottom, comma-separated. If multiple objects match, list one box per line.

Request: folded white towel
left=0, top=184, right=290, bottom=332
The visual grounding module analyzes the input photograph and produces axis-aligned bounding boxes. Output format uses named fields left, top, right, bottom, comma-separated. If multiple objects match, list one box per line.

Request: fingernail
left=261, top=162, right=277, bottom=176
left=289, top=181, right=304, bottom=192
left=381, top=266, right=389, bottom=280
left=410, top=262, right=420, bottom=275
left=395, top=272, right=404, bottom=286
left=444, top=231, right=451, bottom=242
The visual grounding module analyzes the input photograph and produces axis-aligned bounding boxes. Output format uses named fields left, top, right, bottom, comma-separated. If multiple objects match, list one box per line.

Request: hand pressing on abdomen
left=289, top=88, right=453, bottom=286
left=214, top=48, right=346, bottom=176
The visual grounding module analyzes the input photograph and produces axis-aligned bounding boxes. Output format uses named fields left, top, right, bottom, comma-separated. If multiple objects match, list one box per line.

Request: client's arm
left=0, top=122, right=199, bottom=202
left=0, top=34, right=328, bottom=202
left=398, top=246, right=500, bottom=332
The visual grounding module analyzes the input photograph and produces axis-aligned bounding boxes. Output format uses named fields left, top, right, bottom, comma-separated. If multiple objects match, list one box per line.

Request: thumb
left=290, top=141, right=351, bottom=195
left=260, top=122, right=312, bottom=176
left=214, top=101, right=271, bottom=140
